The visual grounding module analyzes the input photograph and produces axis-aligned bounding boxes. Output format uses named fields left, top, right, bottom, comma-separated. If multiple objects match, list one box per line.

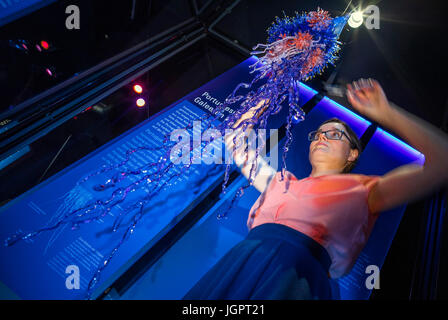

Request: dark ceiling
left=2, top=0, right=447, bottom=196
left=1, top=0, right=447, bottom=127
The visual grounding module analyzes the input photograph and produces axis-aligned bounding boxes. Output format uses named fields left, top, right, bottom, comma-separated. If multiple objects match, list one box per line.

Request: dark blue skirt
left=182, top=223, right=333, bottom=300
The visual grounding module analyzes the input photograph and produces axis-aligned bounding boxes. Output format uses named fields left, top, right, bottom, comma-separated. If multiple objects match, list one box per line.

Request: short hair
left=318, top=117, right=363, bottom=173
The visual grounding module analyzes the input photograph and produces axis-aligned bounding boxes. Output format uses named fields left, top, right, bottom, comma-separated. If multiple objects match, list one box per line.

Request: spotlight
left=136, top=98, right=146, bottom=107
left=40, top=40, right=49, bottom=50
left=133, top=84, right=143, bottom=94
left=45, top=68, right=53, bottom=76
left=348, top=11, right=364, bottom=28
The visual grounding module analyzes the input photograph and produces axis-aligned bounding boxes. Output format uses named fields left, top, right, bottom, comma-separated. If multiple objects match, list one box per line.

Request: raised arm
left=346, top=79, right=448, bottom=214
left=224, top=100, right=276, bottom=193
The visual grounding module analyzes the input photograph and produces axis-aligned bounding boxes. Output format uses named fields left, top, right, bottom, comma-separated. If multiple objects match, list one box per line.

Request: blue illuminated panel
left=0, top=100, right=221, bottom=299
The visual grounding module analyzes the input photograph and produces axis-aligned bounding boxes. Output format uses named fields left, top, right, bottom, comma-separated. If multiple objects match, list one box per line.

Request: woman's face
left=308, top=122, right=358, bottom=171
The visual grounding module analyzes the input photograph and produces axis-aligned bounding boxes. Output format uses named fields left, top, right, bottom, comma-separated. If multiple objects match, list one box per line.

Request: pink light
left=46, top=68, right=52, bottom=76
left=133, top=84, right=143, bottom=94
left=36, top=44, right=42, bottom=52
left=136, top=98, right=146, bottom=107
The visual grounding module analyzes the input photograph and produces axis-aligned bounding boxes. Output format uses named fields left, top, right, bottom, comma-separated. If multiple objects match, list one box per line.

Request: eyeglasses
left=308, top=129, right=354, bottom=147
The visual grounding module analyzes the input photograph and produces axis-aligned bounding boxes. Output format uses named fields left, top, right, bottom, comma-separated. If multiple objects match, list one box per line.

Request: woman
left=182, top=78, right=448, bottom=299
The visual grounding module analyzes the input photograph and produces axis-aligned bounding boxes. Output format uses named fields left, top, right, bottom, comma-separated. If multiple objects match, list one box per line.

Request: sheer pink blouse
left=247, top=170, right=382, bottom=278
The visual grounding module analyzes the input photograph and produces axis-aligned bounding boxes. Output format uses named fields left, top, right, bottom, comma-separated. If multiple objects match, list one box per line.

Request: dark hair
left=318, top=117, right=363, bottom=173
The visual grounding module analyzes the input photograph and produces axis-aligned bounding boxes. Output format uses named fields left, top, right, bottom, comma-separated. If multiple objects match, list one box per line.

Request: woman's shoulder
left=298, top=172, right=382, bottom=190
left=346, top=172, right=382, bottom=180
left=272, top=170, right=381, bottom=186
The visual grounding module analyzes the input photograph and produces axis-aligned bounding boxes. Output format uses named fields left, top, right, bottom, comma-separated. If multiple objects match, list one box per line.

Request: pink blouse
left=247, top=170, right=382, bottom=278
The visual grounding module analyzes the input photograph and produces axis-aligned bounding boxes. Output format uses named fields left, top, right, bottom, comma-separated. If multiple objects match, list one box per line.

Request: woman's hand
left=346, top=78, right=393, bottom=124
